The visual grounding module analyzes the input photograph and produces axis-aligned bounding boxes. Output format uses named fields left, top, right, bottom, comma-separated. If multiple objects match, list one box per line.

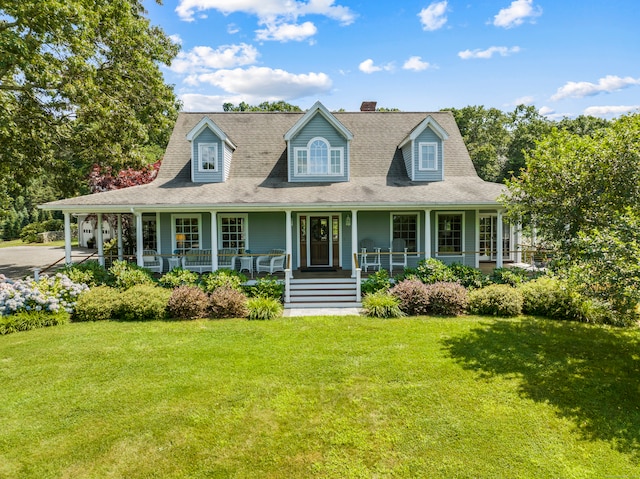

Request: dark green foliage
left=246, top=297, right=282, bottom=320
left=468, top=284, right=523, bottom=317
left=390, top=279, right=430, bottom=316
left=19, top=219, right=64, bottom=243
left=63, top=261, right=113, bottom=287
left=362, top=291, right=405, bottom=319
left=411, top=258, right=456, bottom=284
left=246, top=275, right=284, bottom=300
left=158, top=267, right=199, bottom=289
left=109, top=260, right=155, bottom=290
left=73, top=286, right=121, bottom=322
left=0, top=310, right=69, bottom=335
left=425, top=282, right=469, bottom=316
left=116, top=285, right=170, bottom=321
left=490, top=267, right=532, bottom=286
left=448, top=263, right=489, bottom=289
left=210, top=287, right=249, bottom=319
left=200, top=270, right=247, bottom=294
left=518, top=277, right=576, bottom=320
left=167, top=286, right=209, bottom=320
left=361, top=269, right=391, bottom=295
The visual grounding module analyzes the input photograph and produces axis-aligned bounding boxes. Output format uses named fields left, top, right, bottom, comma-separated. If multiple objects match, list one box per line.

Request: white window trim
left=198, top=143, right=218, bottom=172
left=171, top=214, right=202, bottom=253
left=436, top=211, right=465, bottom=257
left=418, top=142, right=438, bottom=171
left=389, top=212, right=421, bottom=253
left=217, top=214, right=249, bottom=251
left=294, top=137, right=344, bottom=177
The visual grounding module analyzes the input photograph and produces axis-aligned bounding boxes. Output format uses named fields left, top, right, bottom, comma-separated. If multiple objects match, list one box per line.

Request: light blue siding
left=413, top=128, right=444, bottom=182
left=288, top=114, right=349, bottom=183
left=193, top=128, right=224, bottom=183
left=401, top=143, right=413, bottom=179
left=247, top=212, right=287, bottom=254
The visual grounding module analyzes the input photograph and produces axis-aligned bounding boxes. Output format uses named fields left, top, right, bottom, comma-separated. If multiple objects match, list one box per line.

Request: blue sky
left=145, top=0, right=640, bottom=118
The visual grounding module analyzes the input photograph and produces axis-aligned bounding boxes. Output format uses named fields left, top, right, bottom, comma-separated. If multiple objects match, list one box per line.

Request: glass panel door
left=309, top=216, right=330, bottom=266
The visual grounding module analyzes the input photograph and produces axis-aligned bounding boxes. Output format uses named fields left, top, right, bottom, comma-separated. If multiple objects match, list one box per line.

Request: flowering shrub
left=0, top=273, right=88, bottom=316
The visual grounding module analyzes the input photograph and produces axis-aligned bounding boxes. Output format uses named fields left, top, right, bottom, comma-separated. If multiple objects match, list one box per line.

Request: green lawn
left=1, top=316, right=639, bottom=478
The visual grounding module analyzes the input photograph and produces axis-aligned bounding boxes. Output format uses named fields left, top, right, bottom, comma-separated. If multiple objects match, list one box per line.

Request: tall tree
left=223, top=101, right=302, bottom=112
left=444, top=106, right=510, bottom=182
left=0, top=0, right=180, bottom=204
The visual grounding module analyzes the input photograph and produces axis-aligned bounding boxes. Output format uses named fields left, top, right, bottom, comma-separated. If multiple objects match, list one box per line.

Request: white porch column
left=97, top=213, right=105, bottom=267
left=424, top=209, right=431, bottom=259
left=515, top=219, right=523, bottom=263
left=117, top=214, right=123, bottom=261
left=285, top=210, right=292, bottom=268
left=64, top=213, right=72, bottom=265
left=351, top=209, right=358, bottom=277
left=135, top=211, right=143, bottom=267
left=156, top=212, right=161, bottom=258
left=211, top=211, right=218, bottom=270
left=496, top=210, right=504, bottom=268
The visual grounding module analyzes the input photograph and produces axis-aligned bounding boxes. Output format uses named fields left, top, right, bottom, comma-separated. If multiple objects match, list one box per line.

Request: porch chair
left=217, top=248, right=238, bottom=270
left=256, top=249, right=286, bottom=274
left=142, top=249, right=163, bottom=273
left=359, top=238, right=381, bottom=272
left=389, top=238, right=408, bottom=276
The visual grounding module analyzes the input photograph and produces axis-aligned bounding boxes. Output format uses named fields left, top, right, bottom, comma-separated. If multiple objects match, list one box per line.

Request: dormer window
left=294, top=137, right=344, bottom=177
left=199, top=143, right=218, bottom=171
left=419, top=142, right=437, bottom=170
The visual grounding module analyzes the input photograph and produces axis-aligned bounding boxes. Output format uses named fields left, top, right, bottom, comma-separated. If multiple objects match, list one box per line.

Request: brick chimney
left=360, top=101, right=377, bottom=112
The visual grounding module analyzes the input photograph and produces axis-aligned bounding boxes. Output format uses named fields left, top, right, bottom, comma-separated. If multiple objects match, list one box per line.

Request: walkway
left=0, top=245, right=94, bottom=280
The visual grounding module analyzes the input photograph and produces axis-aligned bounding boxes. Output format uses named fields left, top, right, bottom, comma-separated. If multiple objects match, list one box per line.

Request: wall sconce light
left=345, top=214, right=351, bottom=227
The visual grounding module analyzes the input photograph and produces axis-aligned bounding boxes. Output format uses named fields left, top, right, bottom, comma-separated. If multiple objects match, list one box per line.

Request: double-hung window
left=219, top=215, right=247, bottom=251
left=295, top=138, right=343, bottom=176
left=419, top=142, right=438, bottom=170
left=173, top=215, right=201, bottom=255
left=437, top=213, right=463, bottom=255
left=198, top=143, right=217, bottom=171
left=392, top=214, right=418, bottom=252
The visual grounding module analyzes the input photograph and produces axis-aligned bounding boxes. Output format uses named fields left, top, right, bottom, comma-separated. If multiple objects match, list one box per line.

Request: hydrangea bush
left=0, top=273, right=88, bottom=316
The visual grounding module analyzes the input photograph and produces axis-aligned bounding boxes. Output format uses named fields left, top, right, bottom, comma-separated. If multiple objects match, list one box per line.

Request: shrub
left=246, top=275, right=284, bottom=300
left=0, top=310, right=70, bottom=335
left=411, top=258, right=456, bottom=284
left=425, top=281, right=469, bottom=316
left=200, top=270, right=247, bottom=293
left=390, top=279, right=430, bottom=316
left=361, top=269, right=391, bottom=295
left=116, top=285, right=170, bottom=321
left=158, top=267, right=199, bottom=289
left=109, top=260, right=156, bottom=290
left=468, top=284, right=523, bottom=317
left=362, top=290, right=405, bottom=319
left=247, top=296, right=282, bottom=320
left=519, top=276, right=574, bottom=319
left=490, top=267, right=532, bottom=287
left=210, top=287, right=249, bottom=319
left=167, top=286, right=210, bottom=320
left=19, top=219, right=64, bottom=243
left=448, top=263, right=488, bottom=290
left=0, top=273, right=88, bottom=316
left=73, top=286, right=121, bottom=322
left=63, top=260, right=113, bottom=287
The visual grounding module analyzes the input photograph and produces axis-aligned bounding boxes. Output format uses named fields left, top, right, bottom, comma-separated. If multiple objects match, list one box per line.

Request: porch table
left=238, top=255, right=254, bottom=278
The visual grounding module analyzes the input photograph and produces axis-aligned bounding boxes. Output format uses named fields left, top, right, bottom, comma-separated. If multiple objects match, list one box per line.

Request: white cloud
left=418, top=1, right=448, bottom=31
left=256, top=21, right=318, bottom=42
left=359, top=59, right=394, bottom=74
left=493, top=0, right=542, bottom=28
left=551, top=75, right=640, bottom=101
left=176, top=0, right=356, bottom=26
left=170, top=43, right=259, bottom=74
left=583, top=105, right=640, bottom=118
left=458, top=46, right=521, bottom=60
left=169, top=34, right=183, bottom=45
left=403, top=56, right=432, bottom=72
left=514, top=95, right=535, bottom=105
left=227, top=23, right=240, bottom=34
left=179, top=93, right=245, bottom=111
left=187, top=66, right=333, bottom=99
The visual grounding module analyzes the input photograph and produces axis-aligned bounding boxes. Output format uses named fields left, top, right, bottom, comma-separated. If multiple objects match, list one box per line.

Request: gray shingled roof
left=42, top=110, right=505, bottom=212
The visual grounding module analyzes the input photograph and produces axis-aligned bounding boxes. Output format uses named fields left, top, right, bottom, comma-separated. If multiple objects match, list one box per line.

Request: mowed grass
left=1, top=316, right=639, bottom=478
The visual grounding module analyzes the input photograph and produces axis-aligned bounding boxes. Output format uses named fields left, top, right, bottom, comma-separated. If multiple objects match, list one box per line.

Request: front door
left=309, top=216, right=330, bottom=266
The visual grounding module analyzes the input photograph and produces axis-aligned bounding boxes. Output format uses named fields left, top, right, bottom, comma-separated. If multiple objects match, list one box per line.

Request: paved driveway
left=0, top=246, right=95, bottom=280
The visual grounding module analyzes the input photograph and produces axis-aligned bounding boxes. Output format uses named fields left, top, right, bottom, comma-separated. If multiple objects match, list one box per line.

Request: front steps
left=286, top=277, right=361, bottom=309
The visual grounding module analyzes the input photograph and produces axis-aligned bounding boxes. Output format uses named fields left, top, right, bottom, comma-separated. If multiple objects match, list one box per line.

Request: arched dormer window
left=294, top=137, right=344, bottom=177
